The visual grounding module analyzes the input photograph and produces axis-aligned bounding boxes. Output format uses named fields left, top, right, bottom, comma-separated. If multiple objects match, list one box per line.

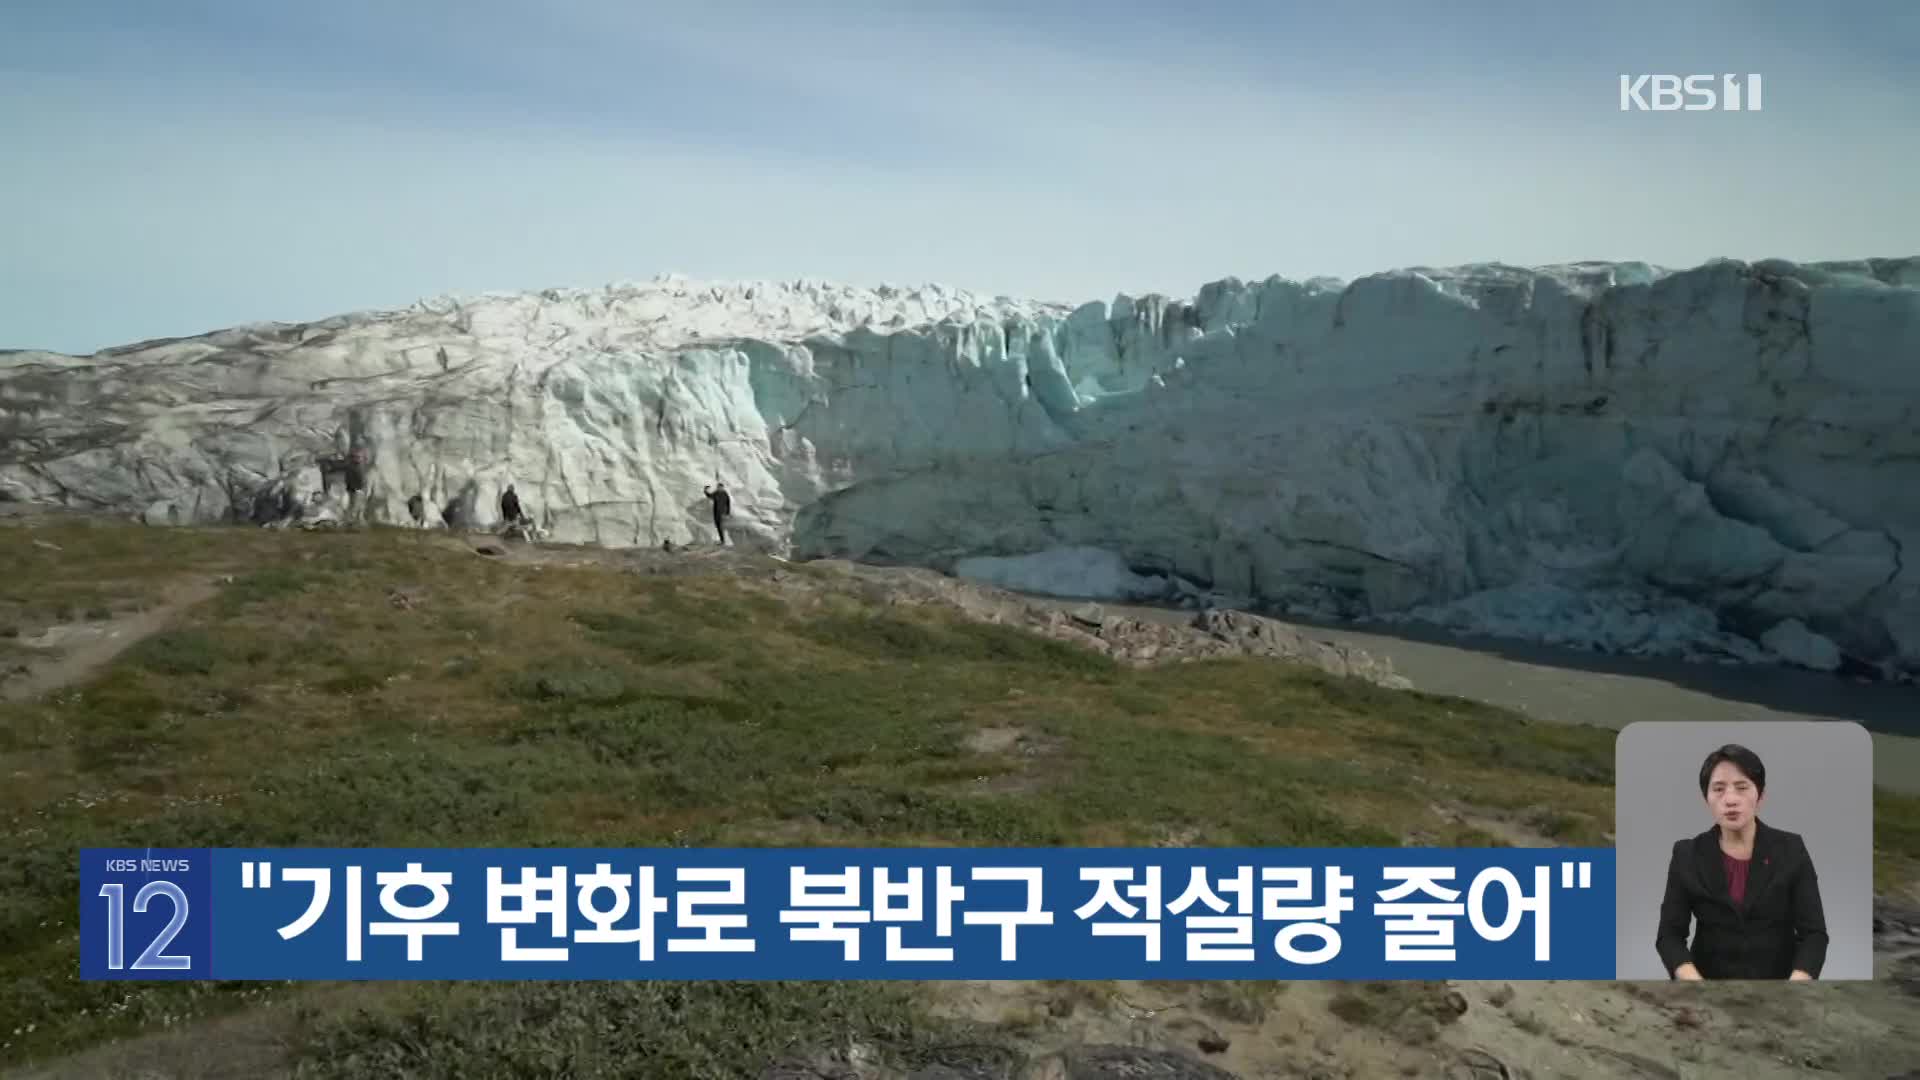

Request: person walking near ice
left=703, top=481, right=732, bottom=545
left=343, top=447, right=371, bottom=525
left=499, top=484, right=531, bottom=534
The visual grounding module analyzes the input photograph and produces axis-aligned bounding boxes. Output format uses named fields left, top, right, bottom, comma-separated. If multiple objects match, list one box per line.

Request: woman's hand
left=1789, top=969, right=1813, bottom=981
left=1674, top=963, right=1704, bottom=981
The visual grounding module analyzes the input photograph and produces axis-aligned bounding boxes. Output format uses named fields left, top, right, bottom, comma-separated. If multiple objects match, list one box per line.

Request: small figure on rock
left=703, top=481, right=732, bottom=545
left=498, top=484, right=542, bottom=541
left=407, top=493, right=427, bottom=529
left=344, top=447, right=371, bottom=525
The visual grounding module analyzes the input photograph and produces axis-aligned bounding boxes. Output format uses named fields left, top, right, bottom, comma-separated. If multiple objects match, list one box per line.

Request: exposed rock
left=1890, top=954, right=1920, bottom=998
left=1193, top=609, right=1412, bottom=687
left=763, top=1041, right=1028, bottom=1080
left=807, top=561, right=1413, bottom=687
left=962, top=727, right=1027, bottom=755
left=1047, top=1044, right=1241, bottom=1080
left=1875, top=899, right=1920, bottom=939
left=1444, top=1048, right=1516, bottom=1080
left=907, top=1044, right=1028, bottom=1080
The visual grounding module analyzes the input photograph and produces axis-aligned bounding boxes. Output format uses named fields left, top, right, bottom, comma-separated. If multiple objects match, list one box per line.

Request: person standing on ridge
left=703, top=481, right=732, bottom=545
left=344, top=447, right=371, bottom=526
left=500, top=484, right=525, bottom=528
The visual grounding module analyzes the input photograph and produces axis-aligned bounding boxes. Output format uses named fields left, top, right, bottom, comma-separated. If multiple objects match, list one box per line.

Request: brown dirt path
left=0, top=578, right=220, bottom=703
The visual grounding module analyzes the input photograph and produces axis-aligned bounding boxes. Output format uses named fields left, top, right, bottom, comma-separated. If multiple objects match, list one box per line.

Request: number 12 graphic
left=99, top=882, right=192, bottom=971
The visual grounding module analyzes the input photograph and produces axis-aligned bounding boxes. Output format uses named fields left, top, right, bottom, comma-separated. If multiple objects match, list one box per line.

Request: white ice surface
left=5, top=257, right=1918, bottom=675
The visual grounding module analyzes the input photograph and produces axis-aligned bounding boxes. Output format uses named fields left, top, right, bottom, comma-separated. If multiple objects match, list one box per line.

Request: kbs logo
left=1619, top=74, right=1763, bottom=112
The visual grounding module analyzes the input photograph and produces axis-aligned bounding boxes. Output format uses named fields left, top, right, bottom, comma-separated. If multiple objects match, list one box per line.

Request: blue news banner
left=80, top=847, right=1617, bottom=981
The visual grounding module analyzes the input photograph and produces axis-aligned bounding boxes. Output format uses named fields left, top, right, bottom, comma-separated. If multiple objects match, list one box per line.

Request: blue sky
left=3, top=0, right=1916, bottom=353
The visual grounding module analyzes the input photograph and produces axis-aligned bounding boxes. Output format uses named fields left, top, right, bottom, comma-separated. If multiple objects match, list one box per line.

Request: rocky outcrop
left=4, top=259, right=1918, bottom=675
left=752, top=559, right=1414, bottom=688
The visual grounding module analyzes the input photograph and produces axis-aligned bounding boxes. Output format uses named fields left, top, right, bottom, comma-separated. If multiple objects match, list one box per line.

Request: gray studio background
left=1613, top=720, right=1873, bottom=981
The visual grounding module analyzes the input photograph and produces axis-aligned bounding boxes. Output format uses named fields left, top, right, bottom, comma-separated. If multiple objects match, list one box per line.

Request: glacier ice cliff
left=3, top=259, right=1918, bottom=676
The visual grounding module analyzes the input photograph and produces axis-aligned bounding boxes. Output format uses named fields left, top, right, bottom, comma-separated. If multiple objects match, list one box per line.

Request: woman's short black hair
left=1698, top=744, right=1766, bottom=798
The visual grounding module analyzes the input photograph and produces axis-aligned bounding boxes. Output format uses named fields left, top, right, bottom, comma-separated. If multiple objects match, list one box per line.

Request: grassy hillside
left=1, top=518, right=1914, bottom=1077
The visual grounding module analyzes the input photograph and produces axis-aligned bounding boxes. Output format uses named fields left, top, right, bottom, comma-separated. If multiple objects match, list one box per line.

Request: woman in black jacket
left=1655, top=744, right=1828, bottom=980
